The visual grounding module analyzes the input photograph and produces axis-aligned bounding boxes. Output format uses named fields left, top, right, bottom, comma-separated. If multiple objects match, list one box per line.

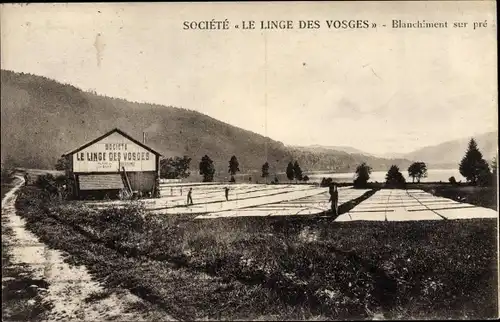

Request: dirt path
left=2, top=176, right=175, bottom=321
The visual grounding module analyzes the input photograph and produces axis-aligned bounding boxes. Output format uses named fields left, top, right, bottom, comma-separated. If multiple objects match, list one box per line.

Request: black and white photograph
left=1, top=1, right=498, bottom=321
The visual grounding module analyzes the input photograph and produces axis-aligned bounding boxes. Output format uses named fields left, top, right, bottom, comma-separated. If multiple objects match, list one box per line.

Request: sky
left=1, top=2, right=497, bottom=156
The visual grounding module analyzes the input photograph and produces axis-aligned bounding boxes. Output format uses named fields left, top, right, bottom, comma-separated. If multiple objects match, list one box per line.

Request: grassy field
left=360, top=182, right=497, bottom=211
left=13, top=185, right=499, bottom=320
left=421, top=185, right=497, bottom=211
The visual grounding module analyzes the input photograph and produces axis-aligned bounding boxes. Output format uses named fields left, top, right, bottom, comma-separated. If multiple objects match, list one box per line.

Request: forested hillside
left=1, top=69, right=414, bottom=176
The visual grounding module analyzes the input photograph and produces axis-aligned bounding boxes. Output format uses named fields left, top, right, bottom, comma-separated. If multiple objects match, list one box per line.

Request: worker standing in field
left=23, top=172, right=30, bottom=186
left=186, top=188, right=193, bottom=206
left=224, top=186, right=230, bottom=201
left=329, top=183, right=339, bottom=216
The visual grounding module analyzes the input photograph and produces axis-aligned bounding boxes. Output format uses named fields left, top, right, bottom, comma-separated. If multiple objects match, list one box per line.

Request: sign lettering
left=72, top=133, right=156, bottom=173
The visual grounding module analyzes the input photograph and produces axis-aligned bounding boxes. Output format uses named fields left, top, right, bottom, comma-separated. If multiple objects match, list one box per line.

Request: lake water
left=307, top=169, right=466, bottom=183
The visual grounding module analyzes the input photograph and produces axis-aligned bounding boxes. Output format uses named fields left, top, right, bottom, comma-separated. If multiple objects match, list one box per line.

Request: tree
left=354, top=162, right=372, bottom=187
left=199, top=155, right=216, bottom=182
left=477, top=161, right=492, bottom=186
left=302, top=175, right=310, bottom=183
left=176, top=156, right=192, bottom=179
left=160, top=156, right=191, bottom=179
left=407, top=162, right=427, bottom=183
left=459, top=138, right=491, bottom=185
left=55, top=156, right=70, bottom=171
left=286, top=162, right=294, bottom=182
left=385, top=165, right=406, bottom=187
left=261, top=162, right=270, bottom=183
left=293, top=161, right=303, bottom=182
left=160, top=158, right=174, bottom=179
left=492, top=157, right=497, bottom=177
left=228, top=155, right=240, bottom=182
left=490, top=156, right=497, bottom=186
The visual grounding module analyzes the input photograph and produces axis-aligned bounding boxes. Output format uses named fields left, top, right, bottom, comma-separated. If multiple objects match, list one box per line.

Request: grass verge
left=2, top=178, right=54, bottom=321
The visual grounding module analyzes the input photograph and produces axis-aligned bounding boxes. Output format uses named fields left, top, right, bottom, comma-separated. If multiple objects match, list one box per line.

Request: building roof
left=78, top=174, right=124, bottom=190
left=61, top=128, right=162, bottom=157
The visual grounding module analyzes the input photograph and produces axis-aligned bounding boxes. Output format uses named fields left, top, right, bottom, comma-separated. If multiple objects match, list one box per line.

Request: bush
left=35, top=173, right=67, bottom=196
left=35, top=174, right=56, bottom=193
left=353, top=176, right=367, bottom=188
left=99, top=203, right=146, bottom=231
left=320, top=177, right=333, bottom=187
left=1, top=166, right=13, bottom=184
left=449, top=176, right=457, bottom=185
left=153, top=175, right=160, bottom=198
left=477, top=170, right=493, bottom=187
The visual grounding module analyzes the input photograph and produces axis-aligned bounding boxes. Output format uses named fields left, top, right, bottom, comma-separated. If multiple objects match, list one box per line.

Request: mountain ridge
left=2, top=69, right=485, bottom=178
left=383, top=131, right=498, bottom=166
left=292, top=145, right=375, bottom=156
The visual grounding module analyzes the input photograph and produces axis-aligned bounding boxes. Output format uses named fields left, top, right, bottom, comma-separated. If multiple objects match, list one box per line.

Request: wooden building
left=62, top=128, right=162, bottom=199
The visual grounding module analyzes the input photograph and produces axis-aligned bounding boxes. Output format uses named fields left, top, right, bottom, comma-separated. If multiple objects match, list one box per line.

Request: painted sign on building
left=72, top=132, right=156, bottom=172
